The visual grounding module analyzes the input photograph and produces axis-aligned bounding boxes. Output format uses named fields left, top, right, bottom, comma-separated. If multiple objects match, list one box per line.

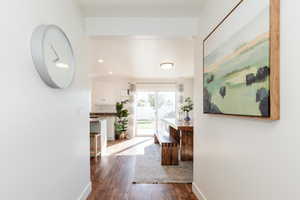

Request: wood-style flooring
left=87, top=137, right=197, bottom=200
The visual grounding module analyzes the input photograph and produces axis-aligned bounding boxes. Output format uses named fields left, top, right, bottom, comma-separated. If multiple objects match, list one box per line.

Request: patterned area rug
left=132, top=143, right=193, bottom=184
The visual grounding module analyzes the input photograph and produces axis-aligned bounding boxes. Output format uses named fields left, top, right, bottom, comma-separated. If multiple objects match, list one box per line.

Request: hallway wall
left=0, top=0, right=91, bottom=199
left=193, top=1, right=300, bottom=200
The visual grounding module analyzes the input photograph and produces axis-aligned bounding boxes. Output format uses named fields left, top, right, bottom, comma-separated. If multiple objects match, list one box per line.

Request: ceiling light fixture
left=108, top=71, right=113, bottom=75
left=160, top=62, right=175, bottom=71
left=98, top=59, right=104, bottom=63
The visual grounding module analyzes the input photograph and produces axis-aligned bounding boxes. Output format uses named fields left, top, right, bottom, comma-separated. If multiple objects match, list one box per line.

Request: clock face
left=31, top=25, right=75, bottom=89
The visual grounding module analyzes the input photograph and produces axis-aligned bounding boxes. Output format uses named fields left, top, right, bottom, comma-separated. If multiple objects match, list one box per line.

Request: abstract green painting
left=203, top=0, right=277, bottom=118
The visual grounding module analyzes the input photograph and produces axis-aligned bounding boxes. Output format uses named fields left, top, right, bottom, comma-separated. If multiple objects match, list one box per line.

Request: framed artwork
left=203, top=0, right=280, bottom=120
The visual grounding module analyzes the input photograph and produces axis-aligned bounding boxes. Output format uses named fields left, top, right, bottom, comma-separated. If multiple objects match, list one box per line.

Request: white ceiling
left=88, top=36, right=195, bottom=79
left=77, top=0, right=205, bottom=17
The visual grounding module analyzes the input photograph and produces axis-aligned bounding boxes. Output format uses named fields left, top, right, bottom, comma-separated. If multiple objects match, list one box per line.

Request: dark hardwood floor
left=87, top=138, right=197, bottom=200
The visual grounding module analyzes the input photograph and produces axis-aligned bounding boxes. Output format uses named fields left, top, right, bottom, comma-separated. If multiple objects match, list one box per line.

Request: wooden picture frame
left=203, top=0, right=280, bottom=120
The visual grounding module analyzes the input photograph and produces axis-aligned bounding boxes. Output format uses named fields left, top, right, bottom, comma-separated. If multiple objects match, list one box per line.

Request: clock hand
left=51, top=45, right=60, bottom=62
left=50, top=45, right=69, bottom=69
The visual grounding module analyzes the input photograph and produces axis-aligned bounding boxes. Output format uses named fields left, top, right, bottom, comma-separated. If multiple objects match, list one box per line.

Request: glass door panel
left=157, top=92, right=176, bottom=134
left=135, top=91, right=176, bottom=136
left=135, top=92, right=156, bottom=136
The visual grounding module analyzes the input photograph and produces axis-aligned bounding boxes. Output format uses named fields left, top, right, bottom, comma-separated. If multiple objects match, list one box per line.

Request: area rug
left=132, top=143, right=193, bottom=184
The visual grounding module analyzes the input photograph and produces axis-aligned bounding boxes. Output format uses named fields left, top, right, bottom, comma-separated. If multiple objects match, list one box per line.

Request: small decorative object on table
left=115, top=100, right=130, bottom=140
left=181, top=97, right=193, bottom=122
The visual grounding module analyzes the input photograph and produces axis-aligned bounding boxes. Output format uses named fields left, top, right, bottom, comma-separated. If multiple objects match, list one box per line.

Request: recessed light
left=98, top=59, right=104, bottom=63
left=108, top=71, right=113, bottom=75
left=160, top=62, right=174, bottom=71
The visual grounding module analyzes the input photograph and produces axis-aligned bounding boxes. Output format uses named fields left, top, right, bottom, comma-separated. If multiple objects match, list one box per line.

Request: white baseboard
left=77, top=182, right=92, bottom=200
left=192, top=182, right=208, bottom=200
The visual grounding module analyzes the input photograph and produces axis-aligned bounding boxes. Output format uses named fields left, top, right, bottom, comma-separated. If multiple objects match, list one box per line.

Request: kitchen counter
left=90, top=114, right=116, bottom=141
left=90, top=112, right=117, bottom=118
left=89, top=119, right=107, bottom=157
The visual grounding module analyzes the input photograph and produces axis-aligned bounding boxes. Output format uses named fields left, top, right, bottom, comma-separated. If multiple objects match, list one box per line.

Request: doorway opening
left=135, top=91, right=176, bottom=136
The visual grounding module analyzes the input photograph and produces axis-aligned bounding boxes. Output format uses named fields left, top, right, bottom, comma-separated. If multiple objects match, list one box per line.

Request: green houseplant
left=181, top=97, right=193, bottom=122
left=115, top=100, right=130, bottom=139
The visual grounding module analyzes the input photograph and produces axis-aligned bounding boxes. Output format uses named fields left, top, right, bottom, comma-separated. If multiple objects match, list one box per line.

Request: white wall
left=86, top=18, right=199, bottom=37
left=193, top=1, right=300, bottom=200
left=91, top=78, right=130, bottom=110
left=178, top=78, right=194, bottom=119
left=79, top=0, right=204, bottom=18
left=179, top=78, right=194, bottom=100
left=0, top=1, right=91, bottom=199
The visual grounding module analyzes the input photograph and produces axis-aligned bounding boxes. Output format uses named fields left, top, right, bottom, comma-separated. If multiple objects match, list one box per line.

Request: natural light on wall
left=55, top=62, right=69, bottom=69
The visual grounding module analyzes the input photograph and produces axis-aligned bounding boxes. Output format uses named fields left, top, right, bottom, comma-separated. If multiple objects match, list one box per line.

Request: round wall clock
left=31, top=25, right=75, bottom=89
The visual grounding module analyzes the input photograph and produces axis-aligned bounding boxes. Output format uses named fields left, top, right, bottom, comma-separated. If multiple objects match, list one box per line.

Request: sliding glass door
left=135, top=91, right=176, bottom=136
left=156, top=92, right=176, bottom=133
left=135, top=92, right=157, bottom=136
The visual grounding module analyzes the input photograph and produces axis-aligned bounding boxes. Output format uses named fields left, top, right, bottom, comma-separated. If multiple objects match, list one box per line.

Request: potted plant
left=181, top=97, right=193, bottom=122
left=115, top=100, right=130, bottom=140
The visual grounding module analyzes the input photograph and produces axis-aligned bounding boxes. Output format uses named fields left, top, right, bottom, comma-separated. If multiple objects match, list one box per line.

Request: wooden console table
left=162, top=119, right=193, bottom=161
left=154, top=133, right=179, bottom=165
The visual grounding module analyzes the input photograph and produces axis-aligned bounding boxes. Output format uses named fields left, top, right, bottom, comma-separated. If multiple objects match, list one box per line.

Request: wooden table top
left=162, top=118, right=193, bottom=130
